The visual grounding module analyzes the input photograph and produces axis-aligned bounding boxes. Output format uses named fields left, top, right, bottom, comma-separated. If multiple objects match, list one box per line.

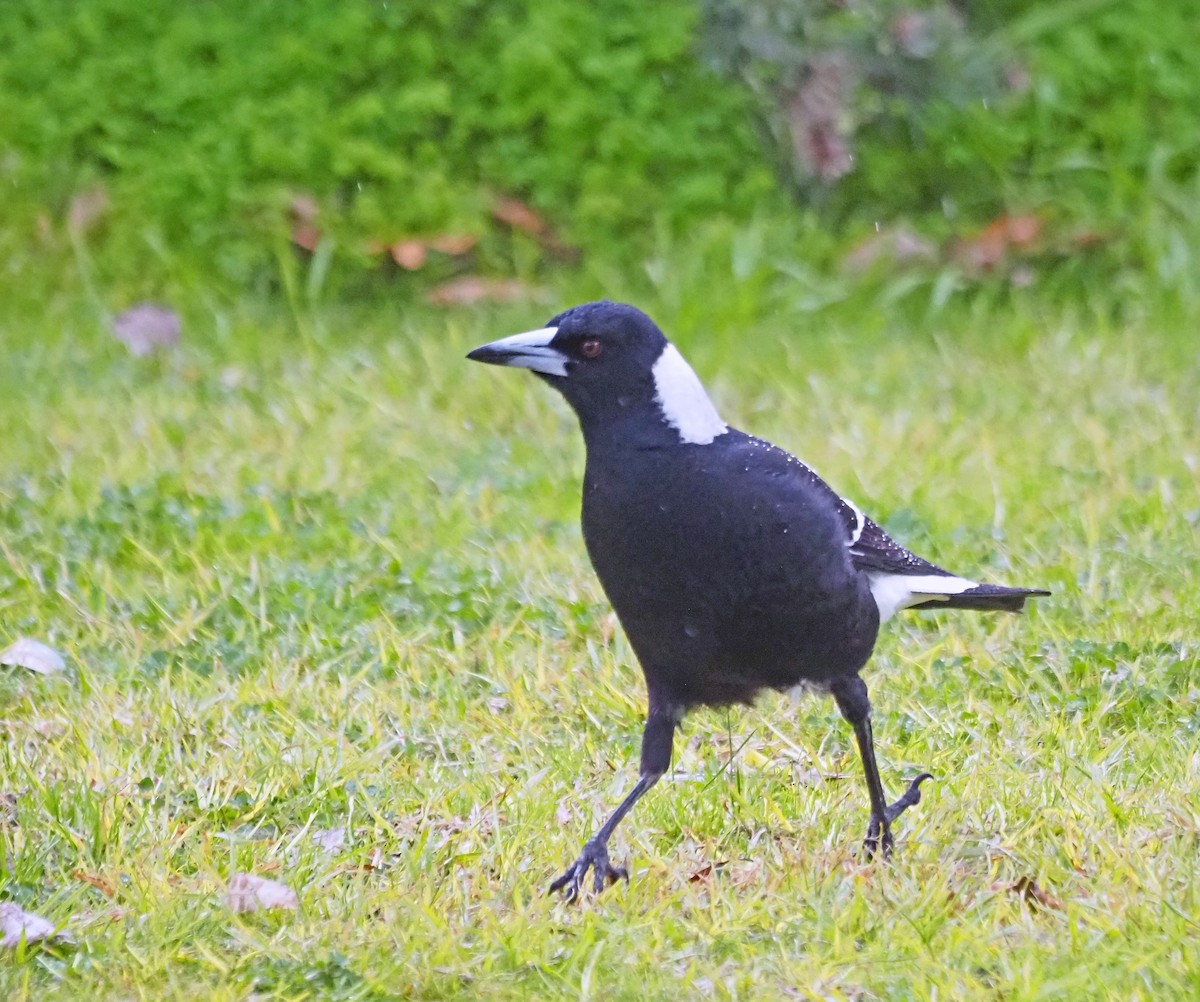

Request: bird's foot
left=863, top=773, right=934, bottom=860
left=548, top=839, right=628, bottom=902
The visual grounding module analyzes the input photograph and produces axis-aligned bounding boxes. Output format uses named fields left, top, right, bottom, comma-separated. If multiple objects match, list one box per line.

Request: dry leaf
left=952, top=214, right=1044, bottom=273
left=1069, top=230, right=1109, bottom=250
left=491, top=197, right=577, bottom=259
left=492, top=196, right=549, bottom=237
left=290, top=193, right=319, bottom=223
left=291, top=223, right=322, bottom=252
left=372, top=233, right=476, bottom=264
left=67, top=185, right=109, bottom=236
left=1, top=637, right=65, bottom=675
left=687, top=862, right=726, bottom=883
left=227, top=873, right=298, bottom=913
left=111, top=303, right=181, bottom=356
left=842, top=227, right=937, bottom=273
left=1003, top=214, right=1043, bottom=248
left=390, top=240, right=428, bottom=270
left=289, top=194, right=321, bottom=251
left=311, top=827, right=346, bottom=853
left=0, top=902, right=59, bottom=948
left=991, top=876, right=1064, bottom=911
left=72, top=869, right=118, bottom=898
left=426, top=277, right=541, bottom=307
left=429, top=233, right=477, bottom=255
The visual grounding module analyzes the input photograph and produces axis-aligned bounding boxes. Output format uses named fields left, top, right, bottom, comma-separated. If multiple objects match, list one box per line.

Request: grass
left=0, top=261, right=1198, bottom=1000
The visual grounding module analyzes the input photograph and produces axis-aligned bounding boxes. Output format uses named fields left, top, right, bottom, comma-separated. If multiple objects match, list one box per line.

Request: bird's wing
left=739, top=436, right=946, bottom=573
left=846, top=515, right=948, bottom=576
left=737, top=435, right=1047, bottom=617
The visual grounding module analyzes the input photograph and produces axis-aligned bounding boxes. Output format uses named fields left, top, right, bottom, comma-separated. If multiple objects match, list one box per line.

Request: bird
left=467, top=300, right=1048, bottom=901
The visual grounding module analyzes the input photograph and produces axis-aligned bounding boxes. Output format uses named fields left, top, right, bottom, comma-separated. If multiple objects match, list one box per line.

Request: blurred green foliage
left=701, top=0, right=1010, bottom=192
left=0, top=0, right=1197, bottom=298
left=0, top=0, right=774, bottom=287
left=703, top=0, right=1200, bottom=223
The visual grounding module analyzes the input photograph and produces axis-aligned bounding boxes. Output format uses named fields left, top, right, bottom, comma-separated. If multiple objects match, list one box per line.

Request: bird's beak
left=466, top=327, right=568, bottom=377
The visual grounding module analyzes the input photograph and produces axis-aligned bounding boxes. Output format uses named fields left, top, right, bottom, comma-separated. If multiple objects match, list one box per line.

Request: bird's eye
left=580, top=338, right=602, bottom=359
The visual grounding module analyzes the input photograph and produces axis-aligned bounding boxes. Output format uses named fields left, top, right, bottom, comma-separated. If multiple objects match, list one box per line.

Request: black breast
left=581, top=433, right=879, bottom=709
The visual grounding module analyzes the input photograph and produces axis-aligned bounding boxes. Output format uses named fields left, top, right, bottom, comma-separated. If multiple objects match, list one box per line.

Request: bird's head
left=467, top=300, right=728, bottom=446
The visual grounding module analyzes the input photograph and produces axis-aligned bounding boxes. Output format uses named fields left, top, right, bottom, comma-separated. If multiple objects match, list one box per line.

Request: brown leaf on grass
left=426, top=276, right=543, bottom=307
left=1, top=637, right=65, bottom=675
left=72, top=869, right=118, bottom=898
left=991, top=876, right=1064, bottom=911
left=291, top=223, right=322, bottom=252
left=842, top=227, right=937, bottom=274
left=390, top=240, right=428, bottom=270
left=951, top=214, right=1044, bottom=273
left=111, top=303, right=181, bottom=356
left=370, top=233, right=477, bottom=265
left=311, top=827, right=347, bottom=853
left=492, top=197, right=578, bottom=259
left=290, top=193, right=321, bottom=251
left=290, top=193, right=319, bottom=224
left=226, top=872, right=298, bottom=913
left=0, top=902, right=60, bottom=948
left=1069, top=229, right=1109, bottom=250
left=333, top=845, right=388, bottom=877
left=1003, top=214, right=1043, bottom=248
left=686, top=864, right=729, bottom=888
left=492, top=196, right=550, bottom=237
left=67, top=185, right=109, bottom=236
left=429, top=233, right=478, bottom=255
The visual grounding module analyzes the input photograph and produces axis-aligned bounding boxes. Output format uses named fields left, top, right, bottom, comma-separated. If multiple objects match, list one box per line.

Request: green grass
left=1, top=270, right=1198, bottom=1000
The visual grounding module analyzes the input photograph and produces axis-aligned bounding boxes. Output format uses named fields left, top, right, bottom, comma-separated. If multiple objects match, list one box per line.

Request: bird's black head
left=467, top=300, right=728, bottom=446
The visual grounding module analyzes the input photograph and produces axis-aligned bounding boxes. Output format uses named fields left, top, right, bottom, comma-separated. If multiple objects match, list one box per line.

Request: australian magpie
left=467, top=300, right=1048, bottom=901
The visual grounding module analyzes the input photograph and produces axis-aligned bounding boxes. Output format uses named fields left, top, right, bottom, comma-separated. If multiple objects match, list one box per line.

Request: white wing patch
left=651, top=344, right=728, bottom=445
left=842, top=496, right=865, bottom=546
left=868, top=572, right=978, bottom=623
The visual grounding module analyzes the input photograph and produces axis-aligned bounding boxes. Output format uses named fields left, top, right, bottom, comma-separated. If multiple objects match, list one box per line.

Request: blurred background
left=1, top=0, right=1197, bottom=324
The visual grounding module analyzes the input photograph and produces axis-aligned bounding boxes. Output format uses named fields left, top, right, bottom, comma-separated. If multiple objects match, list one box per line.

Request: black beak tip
left=466, top=345, right=494, bottom=364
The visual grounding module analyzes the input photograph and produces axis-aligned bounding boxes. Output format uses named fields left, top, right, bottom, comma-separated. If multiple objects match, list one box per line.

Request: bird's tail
left=913, top=583, right=1050, bottom=614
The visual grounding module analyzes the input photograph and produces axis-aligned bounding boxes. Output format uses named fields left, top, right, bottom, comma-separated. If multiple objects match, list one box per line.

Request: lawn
left=0, top=269, right=1198, bottom=999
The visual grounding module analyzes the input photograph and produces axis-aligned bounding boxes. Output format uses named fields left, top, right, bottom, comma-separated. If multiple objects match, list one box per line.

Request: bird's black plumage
left=467, top=301, right=1048, bottom=900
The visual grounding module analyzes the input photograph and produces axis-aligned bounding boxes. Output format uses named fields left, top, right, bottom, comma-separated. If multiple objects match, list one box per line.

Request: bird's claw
left=863, top=772, right=934, bottom=860
left=548, top=840, right=628, bottom=902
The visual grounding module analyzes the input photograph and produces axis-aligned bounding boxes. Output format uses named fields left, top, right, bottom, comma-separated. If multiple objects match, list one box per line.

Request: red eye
left=580, top=338, right=602, bottom=359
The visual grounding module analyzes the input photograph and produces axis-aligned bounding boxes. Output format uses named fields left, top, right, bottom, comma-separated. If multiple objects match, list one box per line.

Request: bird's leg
left=829, top=675, right=933, bottom=860
left=549, top=709, right=676, bottom=902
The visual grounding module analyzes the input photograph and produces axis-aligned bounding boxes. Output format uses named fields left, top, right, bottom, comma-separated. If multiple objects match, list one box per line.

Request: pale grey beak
left=466, top=327, right=567, bottom=377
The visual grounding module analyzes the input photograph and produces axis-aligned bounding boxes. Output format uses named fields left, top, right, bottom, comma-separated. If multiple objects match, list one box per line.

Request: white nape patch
left=842, top=496, right=865, bottom=546
left=489, top=327, right=567, bottom=376
left=868, top=572, right=978, bottom=624
left=651, top=344, right=727, bottom=445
